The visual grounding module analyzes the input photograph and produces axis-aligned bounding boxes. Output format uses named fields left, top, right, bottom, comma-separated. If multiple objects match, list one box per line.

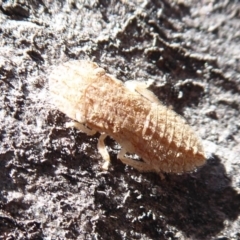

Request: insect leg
left=66, top=122, right=96, bottom=136
left=118, top=148, right=156, bottom=172
left=125, top=80, right=161, bottom=104
left=97, top=133, right=111, bottom=170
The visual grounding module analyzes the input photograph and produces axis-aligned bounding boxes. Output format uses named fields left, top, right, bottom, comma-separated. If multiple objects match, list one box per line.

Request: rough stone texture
left=0, top=0, right=240, bottom=239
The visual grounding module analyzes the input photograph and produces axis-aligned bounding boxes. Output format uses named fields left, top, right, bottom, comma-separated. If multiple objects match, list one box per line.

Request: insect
left=49, top=60, right=206, bottom=174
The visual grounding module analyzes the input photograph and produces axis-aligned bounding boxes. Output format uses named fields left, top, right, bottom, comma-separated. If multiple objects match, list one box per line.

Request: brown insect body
left=50, top=60, right=205, bottom=174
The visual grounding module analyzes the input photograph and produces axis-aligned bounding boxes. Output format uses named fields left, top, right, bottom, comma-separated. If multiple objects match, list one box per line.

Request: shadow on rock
left=94, top=154, right=240, bottom=239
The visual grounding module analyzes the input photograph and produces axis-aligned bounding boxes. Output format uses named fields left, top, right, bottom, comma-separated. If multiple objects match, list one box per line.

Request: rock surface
left=0, top=0, right=240, bottom=239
